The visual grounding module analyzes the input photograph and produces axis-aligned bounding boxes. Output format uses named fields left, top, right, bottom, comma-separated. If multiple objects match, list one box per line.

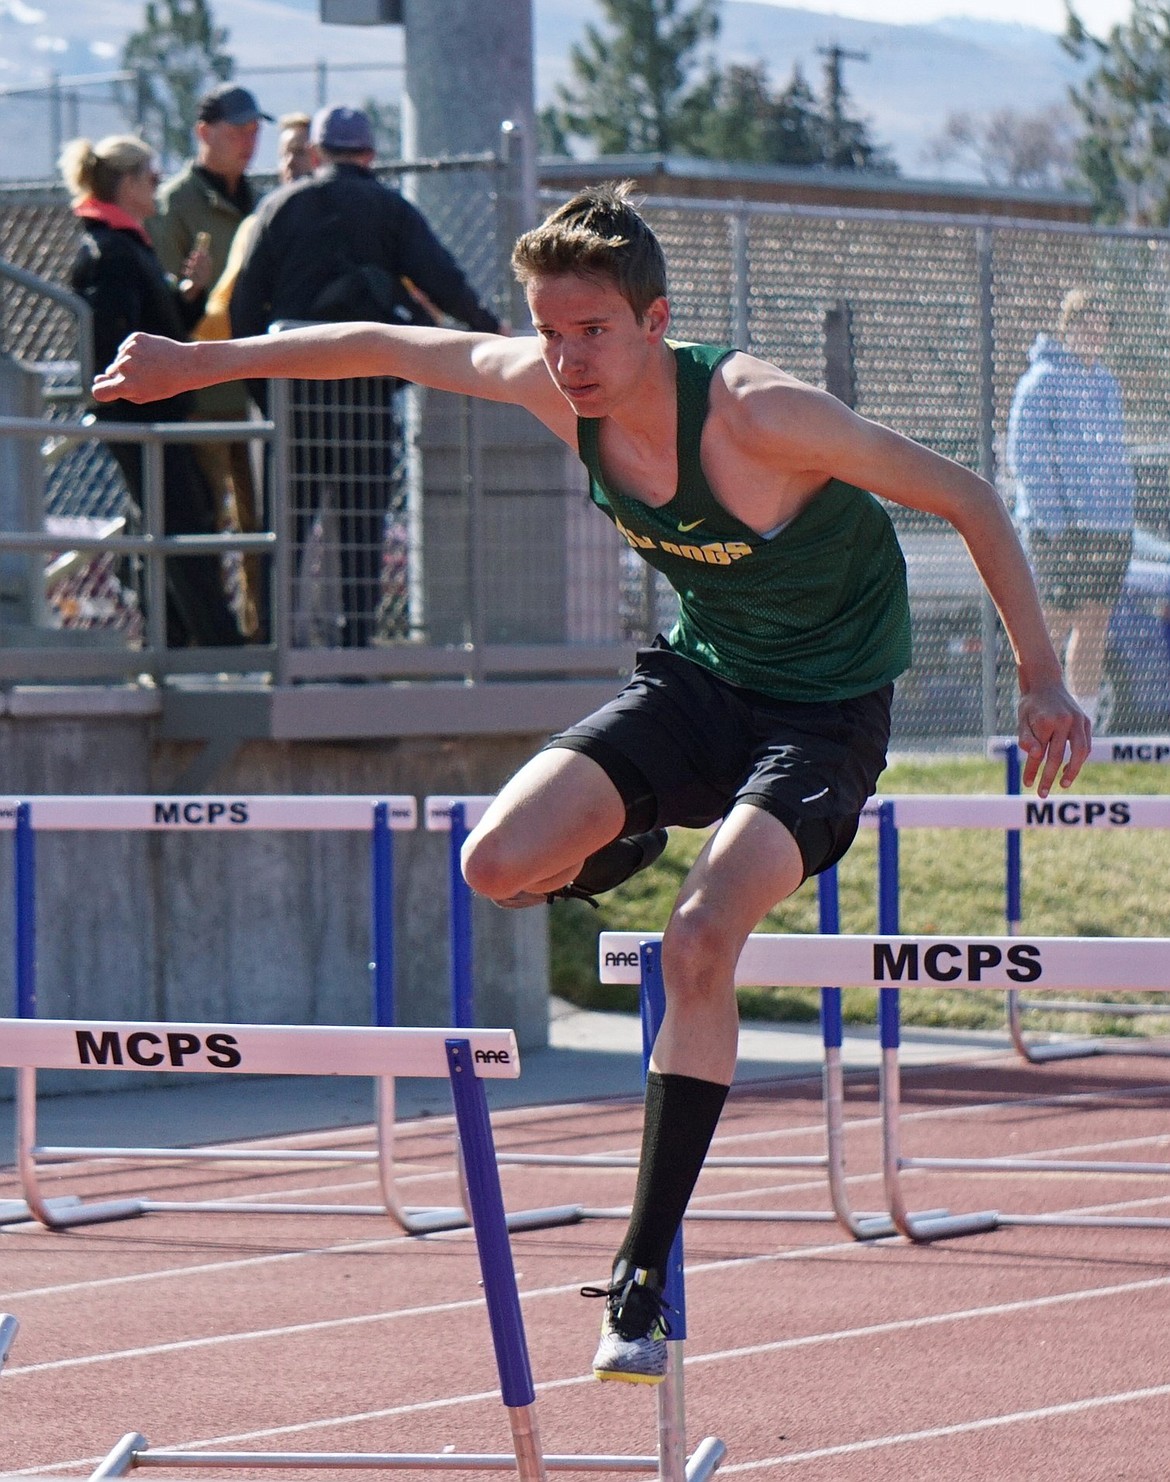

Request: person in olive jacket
left=61, top=132, right=242, bottom=647
left=150, top=83, right=273, bottom=637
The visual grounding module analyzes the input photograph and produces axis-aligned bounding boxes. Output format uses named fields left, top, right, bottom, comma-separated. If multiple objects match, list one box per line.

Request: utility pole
left=817, top=43, right=867, bottom=168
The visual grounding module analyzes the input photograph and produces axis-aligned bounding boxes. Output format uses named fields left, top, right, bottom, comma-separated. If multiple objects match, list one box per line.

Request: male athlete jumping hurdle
left=94, top=181, right=1088, bottom=1385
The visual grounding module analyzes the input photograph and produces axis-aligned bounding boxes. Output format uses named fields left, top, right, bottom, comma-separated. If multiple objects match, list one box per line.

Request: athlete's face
left=526, top=272, right=669, bottom=416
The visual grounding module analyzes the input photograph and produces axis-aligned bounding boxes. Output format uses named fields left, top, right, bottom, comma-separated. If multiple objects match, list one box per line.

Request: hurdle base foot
left=402, top=1205, right=475, bottom=1235
left=37, top=1198, right=147, bottom=1230
left=851, top=1214, right=898, bottom=1239
left=899, top=1209, right=1000, bottom=1243
left=1019, top=1039, right=1103, bottom=1063
left=0, top=1195, right=83, bottom=1227
left=686, top=1437, right=727, bottom=1482
left=505, top=1204, right=584, bottom=1233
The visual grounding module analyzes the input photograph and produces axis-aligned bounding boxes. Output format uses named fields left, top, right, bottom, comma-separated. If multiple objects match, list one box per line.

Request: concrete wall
left=0, top=699, right=551, bottom=1095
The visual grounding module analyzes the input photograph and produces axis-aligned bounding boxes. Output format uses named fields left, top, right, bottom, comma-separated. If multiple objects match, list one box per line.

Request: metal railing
left=0, top=413, right=278, bottom=681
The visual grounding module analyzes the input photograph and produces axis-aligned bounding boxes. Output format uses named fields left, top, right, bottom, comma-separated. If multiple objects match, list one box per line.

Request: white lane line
left=14, top=1267, right=1170, bottom=1474
left=0, top=1234, right=410, bottom=1303
left=716, top=1384, right=1170, bottom=1471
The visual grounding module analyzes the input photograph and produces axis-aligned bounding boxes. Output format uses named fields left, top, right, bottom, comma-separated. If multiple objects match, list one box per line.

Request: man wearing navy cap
left=150, top=81, right=275, bottom=636
left=230, top=104, right=500, bottom=647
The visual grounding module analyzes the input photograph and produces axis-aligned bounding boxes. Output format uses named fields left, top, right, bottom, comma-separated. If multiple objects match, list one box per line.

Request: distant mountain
left=0, top=0, right=1084, bottom=182
left=536, top=2, right=1086, bottom=177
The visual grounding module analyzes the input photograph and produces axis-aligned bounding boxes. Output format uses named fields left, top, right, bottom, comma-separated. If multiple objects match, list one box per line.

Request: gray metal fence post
left=269, top=378, right=293, bottom=685
left=730, top=205, right=750, bottom=351
left=977, top=223, right=1000, bottom=740
left=465, top=395, right=486, bottom=681
left=142, top=436, right=167, bottom=660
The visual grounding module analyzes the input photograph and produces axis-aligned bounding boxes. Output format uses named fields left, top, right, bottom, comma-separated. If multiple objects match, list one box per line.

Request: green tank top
left=577, top=340, right=912, bottom=702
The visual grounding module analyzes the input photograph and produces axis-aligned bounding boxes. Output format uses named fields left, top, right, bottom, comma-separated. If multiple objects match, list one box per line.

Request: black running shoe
left=547, top=828, right=669, bottom=907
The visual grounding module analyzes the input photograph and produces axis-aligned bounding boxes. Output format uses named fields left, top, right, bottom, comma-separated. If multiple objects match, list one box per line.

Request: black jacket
left=70, top=221, right=205, bottom=423
left=228, top=162, right=500, bottom=340
left=72, top=222, right=206, bottom=426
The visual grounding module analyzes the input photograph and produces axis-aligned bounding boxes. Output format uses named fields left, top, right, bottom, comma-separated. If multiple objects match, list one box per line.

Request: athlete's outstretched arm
left=92, top=320, right=569, bottom=431
left=736, top=375, right=1088, bottom=797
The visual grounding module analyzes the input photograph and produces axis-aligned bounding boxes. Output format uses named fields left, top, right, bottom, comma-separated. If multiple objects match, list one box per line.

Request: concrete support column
left=400, top=0, right=536, bottom=316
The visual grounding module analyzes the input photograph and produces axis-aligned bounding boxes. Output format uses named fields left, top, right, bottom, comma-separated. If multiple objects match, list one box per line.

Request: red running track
left=1, top=1049, right=1169, bottom=1480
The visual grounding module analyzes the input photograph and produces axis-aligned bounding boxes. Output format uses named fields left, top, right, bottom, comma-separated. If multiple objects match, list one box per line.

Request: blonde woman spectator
left=61, top=134, right=242, bottom=648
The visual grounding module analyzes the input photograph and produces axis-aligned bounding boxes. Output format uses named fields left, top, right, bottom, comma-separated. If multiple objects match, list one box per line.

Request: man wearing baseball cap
left=149, top=80, right=275, bottom=636
left=230, top=104, right=501, bottom=648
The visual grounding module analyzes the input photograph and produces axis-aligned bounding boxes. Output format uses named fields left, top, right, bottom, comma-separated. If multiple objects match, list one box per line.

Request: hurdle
left=991, top=737, right=1170, bottom=1062
left=3, top=794, right=575, bottom=1236
left=432, top=795, right=901, bottom=1238
left=606, top=927, right=1170, bottom=1243
left=871, top=798, right=1170, bottom=1238
left=0, top=1016, right=725, bottom=1482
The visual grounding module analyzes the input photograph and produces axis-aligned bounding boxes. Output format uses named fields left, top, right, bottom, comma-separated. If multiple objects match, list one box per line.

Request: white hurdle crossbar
left=991, top=738, right=1170, bottom=1061
left=601, top=930, right=1170, bottom=1243
left=3, top=795, right=574, bottom=1237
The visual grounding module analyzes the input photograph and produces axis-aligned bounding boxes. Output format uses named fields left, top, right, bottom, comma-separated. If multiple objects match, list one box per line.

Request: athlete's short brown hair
left=511, top=181, right=668, bottom=320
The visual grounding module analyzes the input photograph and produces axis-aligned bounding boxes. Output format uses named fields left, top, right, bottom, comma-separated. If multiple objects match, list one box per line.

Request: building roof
left=538, top=154, right=1094, bottom=224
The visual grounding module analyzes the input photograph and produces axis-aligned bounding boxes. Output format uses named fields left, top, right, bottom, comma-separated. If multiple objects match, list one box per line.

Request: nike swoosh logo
left=677, top=519, right=704, bottom=532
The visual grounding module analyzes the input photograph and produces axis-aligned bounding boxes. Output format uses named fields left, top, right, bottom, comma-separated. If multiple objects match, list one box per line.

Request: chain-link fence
left=623, top=198, right=1170, bottom=740
left=3, top=182, right=1170, bottom=741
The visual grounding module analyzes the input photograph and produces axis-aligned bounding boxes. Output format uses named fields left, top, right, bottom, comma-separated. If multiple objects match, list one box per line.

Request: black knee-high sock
left=616, top=1070, right=730, bottom=1278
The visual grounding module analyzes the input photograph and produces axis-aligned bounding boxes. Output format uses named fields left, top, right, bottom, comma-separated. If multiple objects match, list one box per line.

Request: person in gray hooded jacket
left=1007, top=287, right=1135, bottom=728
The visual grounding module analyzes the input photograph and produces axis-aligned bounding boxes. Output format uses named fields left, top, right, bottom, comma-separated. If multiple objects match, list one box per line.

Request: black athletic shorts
left=545, top=638, right=892, bottom=881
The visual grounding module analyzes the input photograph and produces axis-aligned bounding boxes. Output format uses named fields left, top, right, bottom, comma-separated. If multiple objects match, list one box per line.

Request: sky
left=753, top=0, right=1132, bottom=32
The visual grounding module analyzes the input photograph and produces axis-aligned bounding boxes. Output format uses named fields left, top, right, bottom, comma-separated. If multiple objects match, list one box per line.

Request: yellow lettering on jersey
left=614, top=524, right=754, bottom=566
left=615, top=517, right=656, bottom=550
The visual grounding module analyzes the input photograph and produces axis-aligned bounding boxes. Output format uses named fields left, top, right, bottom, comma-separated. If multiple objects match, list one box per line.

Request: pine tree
left=685, top=59, right=893, bottom=172
left=767, top=66, right=825, bottom=167
left=1064, top=0, right=1170, bottom=224
left=550, top=0, right=721, bottom=156
left=122, top=0, right=234, bottom=166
